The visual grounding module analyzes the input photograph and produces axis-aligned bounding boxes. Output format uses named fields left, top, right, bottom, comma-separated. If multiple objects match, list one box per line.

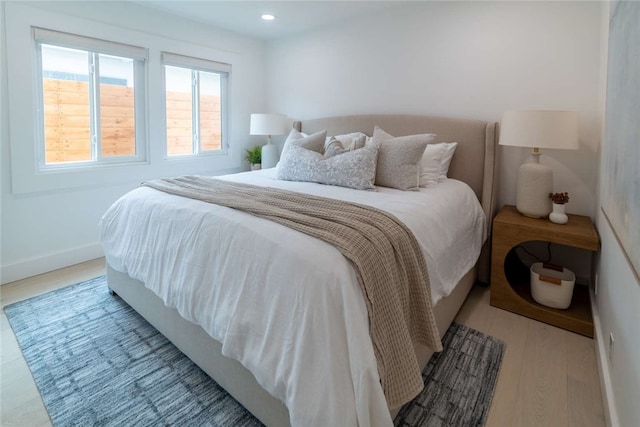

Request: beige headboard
left=294, top=114, right=499, bottom=283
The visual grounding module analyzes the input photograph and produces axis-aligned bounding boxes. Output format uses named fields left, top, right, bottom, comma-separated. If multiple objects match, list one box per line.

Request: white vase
left=549, top=203, right=568, bottom=224
left=250, top=163, right=261, bottom=171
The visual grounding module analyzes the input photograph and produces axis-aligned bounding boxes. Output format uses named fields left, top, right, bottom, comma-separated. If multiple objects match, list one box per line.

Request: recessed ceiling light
left=261, top=14, right=275, bottom=21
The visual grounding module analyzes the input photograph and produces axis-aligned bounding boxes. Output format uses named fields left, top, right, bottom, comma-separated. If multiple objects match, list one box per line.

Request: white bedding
left=99, top=169, right=486, bottom=426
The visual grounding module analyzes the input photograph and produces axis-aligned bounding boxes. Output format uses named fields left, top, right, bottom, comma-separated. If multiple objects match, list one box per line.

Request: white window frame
left=33, top=28, right=148, bottom=170
left=5, top=3, right=241, bottom=195
left=161, top=52, right=230, bottom=158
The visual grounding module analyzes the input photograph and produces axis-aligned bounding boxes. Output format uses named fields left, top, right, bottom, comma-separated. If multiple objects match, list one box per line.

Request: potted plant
left=245, top=145, right=262, bottom=170
left=549, top=192, right=569, bottom=224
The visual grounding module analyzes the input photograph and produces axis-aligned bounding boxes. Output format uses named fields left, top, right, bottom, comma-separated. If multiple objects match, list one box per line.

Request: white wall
left=0, top=1, right=266, bottom=283
left=593, top=3, right=640, bottom=426
left=594, top=213, right=640, bottom=427
left=265, top=1, right=604, bottom=218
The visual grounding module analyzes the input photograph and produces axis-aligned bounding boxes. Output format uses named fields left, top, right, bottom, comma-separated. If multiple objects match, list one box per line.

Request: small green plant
left=244, top=145, right=262, bottom=165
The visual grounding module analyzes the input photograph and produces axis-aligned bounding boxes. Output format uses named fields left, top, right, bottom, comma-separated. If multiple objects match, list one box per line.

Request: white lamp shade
left=250, top=113, right=289, bottom=136
left=499, top=110, right=579, bottom=150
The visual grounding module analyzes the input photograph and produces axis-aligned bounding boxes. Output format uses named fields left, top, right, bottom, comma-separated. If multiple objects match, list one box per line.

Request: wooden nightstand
left=490, top=205, right=600, bottom=337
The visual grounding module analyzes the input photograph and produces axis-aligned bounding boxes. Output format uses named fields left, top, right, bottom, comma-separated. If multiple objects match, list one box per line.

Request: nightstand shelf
left=490, top=205, right=600, bottom=337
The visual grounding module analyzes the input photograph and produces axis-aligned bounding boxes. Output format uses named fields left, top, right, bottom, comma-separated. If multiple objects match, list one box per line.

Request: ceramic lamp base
left=516, top=152, right=553, bottom=218
left=261, top=142, right=279, bottom=169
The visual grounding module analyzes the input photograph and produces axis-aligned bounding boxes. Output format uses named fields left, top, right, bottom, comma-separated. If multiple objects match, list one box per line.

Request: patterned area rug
left=394, top=319, right=505, bottom=427
left=4, top=276, right=504, bottom=427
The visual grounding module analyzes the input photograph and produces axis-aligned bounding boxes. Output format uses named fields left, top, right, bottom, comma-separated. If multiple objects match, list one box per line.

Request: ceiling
left=134, top=1, right=403, bottom=40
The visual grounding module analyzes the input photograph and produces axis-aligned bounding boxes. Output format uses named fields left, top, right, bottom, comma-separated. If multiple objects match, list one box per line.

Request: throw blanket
left=142, top=176, right=443, bottom=408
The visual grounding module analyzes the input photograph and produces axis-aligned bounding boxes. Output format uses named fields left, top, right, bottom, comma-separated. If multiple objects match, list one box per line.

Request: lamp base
left=261, top=141, right=279, bottom=169
left=516, top=152, right=553, bottom=218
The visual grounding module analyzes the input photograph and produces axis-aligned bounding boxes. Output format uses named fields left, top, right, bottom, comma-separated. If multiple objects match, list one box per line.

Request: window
left=162, top=53, right=230, bottom=157
left=34, top=28, right=147, bottom=168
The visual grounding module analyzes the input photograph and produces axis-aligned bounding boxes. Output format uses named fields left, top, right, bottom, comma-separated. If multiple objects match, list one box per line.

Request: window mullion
left=221, top=73, right=229, bottom=151
left=89, top=53, right=101, bottom=162
left=192, top=70, right=200, bottom=154
left=133, top=60, right=144, bottom=159
left=36, top=42, right=46, bottom=168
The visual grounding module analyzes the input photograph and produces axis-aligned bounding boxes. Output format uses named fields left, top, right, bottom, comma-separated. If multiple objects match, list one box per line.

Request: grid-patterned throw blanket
left=142, top=176, right=443, bottom=408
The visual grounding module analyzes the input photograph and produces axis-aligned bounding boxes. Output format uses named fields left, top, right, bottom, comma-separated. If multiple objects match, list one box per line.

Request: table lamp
left=499, top=110, right=579, bottom=218
left=250, top=113, right=289, bottom=169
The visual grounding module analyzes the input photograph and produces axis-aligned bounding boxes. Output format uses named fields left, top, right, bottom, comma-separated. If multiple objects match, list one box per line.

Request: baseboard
left=591, top=288, right=620, bottom=427
left=1, top=243, right=104, bottom=285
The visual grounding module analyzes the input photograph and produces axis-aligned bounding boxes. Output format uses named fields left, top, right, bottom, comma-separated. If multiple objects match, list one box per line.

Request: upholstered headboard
left=294, top=114, right=499, bottom=283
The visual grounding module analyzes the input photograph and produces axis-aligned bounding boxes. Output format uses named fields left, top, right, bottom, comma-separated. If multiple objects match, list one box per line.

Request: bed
left=101, top=114, right=498, bottom=426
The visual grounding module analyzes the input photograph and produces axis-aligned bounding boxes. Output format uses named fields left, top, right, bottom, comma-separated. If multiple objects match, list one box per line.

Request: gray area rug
left=394, top=316, right=505, bottom=427
left=4, top=276, right=504, bottom=427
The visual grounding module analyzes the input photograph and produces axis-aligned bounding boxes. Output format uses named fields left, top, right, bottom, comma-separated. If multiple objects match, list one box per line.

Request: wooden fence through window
left=43, top=78, right=222, bottom=163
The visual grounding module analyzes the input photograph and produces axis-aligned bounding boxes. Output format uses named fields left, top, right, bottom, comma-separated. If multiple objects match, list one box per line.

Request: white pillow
left=419, top=144, right=444, bottom=188
left=438, top=142, right=458, bottom=181
left=418, top=142, right=459, bottom=187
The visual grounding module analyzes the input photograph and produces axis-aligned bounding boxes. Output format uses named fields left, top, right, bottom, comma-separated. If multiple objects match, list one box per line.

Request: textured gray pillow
left=370, top=126, right=435, bottom=191
left=277, top=144, right=379, bottom=190
left=280, top=129, right=327, bottom=163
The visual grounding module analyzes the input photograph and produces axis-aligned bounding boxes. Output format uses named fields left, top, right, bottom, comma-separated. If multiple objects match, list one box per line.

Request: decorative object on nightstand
left=499, top=110, right=579, bottom=218
left=530, top=262, right=576, bottom=309
left=549, top=192, right=570, bottom=224
left=244, top=145, right=262, bottom=170
left=250, top=113, right=289, bottom=169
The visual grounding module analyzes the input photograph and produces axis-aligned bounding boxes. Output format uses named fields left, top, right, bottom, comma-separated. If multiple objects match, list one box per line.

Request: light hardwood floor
left=1, top=258, right=605, bottom=426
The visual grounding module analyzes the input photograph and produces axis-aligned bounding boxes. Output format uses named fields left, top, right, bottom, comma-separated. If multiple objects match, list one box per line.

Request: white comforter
left=99, top=169, right=486, bottom=426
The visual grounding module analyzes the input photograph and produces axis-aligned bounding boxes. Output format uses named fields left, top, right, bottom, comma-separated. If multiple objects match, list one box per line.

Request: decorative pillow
left=349, top=135, right=367, bottom=151
left=418, top=142, right=459, bottom=187
left=419, top=144, right=445, bottom=188
left=280, top=129, right=327, bottom=163
left=370, top=126, right=435, bottom=191
left=324, top=132, right=368, bottom=151
left=324, top=137, right=348, bottom=158
left=438, top=142, right=458, bottom=181
left=277, top=144, right=379, bottom=190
